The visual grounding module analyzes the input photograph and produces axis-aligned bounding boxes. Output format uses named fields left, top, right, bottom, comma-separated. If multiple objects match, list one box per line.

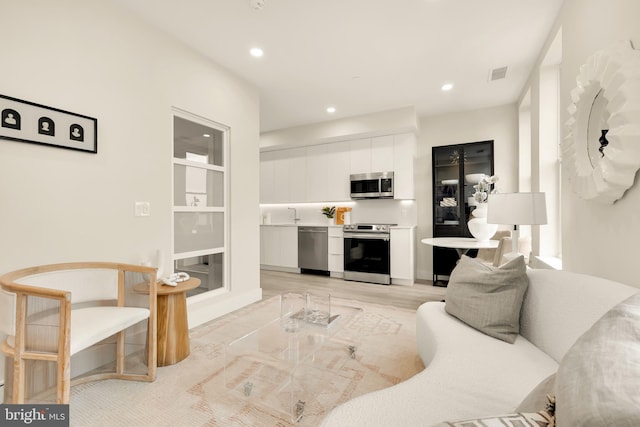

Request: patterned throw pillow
left=430, top=411, right=554, bottom=427
left=445, top=255, right=528, bottom=343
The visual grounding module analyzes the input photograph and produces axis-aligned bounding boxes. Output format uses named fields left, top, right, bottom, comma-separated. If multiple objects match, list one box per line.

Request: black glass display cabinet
left=431, top=141, right=494, bottom=285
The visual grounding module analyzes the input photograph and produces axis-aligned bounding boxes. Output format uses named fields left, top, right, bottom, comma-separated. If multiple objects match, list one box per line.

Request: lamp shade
left=487, top=192, right=547, bottom=225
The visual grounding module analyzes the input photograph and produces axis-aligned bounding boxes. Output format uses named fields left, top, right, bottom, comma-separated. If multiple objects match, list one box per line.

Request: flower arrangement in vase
left=468, top=175, right=498, bottom=241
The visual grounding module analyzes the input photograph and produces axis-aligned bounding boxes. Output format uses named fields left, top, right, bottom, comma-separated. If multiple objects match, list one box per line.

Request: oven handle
left=344, top=233, right=390, bottom=241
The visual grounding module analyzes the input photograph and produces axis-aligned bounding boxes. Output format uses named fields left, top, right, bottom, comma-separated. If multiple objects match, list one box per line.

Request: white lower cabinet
left=328, top=227, right=344, bottom=276
left=260, top=226, right=298, bottom=271
left=390, top=227, right=415, bottom=285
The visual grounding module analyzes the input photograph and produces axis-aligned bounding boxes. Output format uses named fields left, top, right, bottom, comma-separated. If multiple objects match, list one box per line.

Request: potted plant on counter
left=321, top=206, right=336, bottom=224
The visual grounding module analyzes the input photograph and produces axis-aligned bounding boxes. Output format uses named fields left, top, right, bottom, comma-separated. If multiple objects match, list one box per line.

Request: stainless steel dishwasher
left=298, top=226, right=329, bottom=273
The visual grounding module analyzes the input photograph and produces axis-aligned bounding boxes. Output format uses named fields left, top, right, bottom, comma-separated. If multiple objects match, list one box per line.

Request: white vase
left=468, top=204, right=497, bottom=242
left=472, top=203, right=488, bottom=218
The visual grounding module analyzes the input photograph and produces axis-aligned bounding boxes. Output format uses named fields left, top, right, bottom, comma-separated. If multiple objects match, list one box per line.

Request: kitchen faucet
left=288, top=207, right=301, bottom=223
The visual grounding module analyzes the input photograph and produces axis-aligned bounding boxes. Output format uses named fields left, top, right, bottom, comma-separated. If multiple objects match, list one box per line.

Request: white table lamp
left=487, top=192, right=547, bottom=260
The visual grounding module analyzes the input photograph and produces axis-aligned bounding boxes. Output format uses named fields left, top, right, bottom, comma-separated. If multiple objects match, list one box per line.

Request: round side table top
left=421, top=237, right=499, bottom=250
left=134, top=277, right=201, bottom=295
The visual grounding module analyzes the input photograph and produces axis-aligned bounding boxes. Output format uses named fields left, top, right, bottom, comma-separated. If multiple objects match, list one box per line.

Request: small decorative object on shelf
left=468, top=175, right=499, bottom=241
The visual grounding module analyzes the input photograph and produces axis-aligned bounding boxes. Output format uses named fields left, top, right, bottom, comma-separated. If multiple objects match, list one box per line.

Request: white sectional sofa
left=320, top=265, right=639, bottom=426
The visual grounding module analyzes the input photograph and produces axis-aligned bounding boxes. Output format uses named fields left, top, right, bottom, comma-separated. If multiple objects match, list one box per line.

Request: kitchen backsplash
left=260, top=199, right=417, bottom=226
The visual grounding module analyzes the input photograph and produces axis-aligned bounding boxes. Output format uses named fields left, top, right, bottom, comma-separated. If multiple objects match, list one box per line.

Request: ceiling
left=114, top=0, right=563, bottom=133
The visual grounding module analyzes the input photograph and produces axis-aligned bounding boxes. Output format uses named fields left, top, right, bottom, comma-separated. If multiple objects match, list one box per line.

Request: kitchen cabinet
left=260, top=150, right=276, bottom=203
left=431, top=141, right=494, bottom=283
left=306, top=144, right=328, bottom=202
left=288, top=147, right=307, bottom=202
left=350, top=138, right=372, bottom=175
left=259, top=132, right=417, bottom=203
left=371, top=135, right=395, bottom=172
left=272, top=150, right=291, bottom=203
left=260, top=225, right=298, bottom=271
left=260, top=148, right=306, bottom=203
left=350, top=136, right=394, bottom=175
left=328, top=226, right=344, bottom=276
left=393, top=133, right=416, bottom=200
left=390, top=227, right=414, bottom=285
left=326, top=142, right=351, bottom=201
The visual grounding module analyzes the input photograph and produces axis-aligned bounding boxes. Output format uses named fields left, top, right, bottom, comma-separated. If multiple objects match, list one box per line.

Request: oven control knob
left=380, top=225, right=387, bottom=231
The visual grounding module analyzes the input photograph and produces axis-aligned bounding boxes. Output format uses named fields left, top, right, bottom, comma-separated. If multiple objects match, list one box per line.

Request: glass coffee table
left=224, top=297, right=363, bottom=422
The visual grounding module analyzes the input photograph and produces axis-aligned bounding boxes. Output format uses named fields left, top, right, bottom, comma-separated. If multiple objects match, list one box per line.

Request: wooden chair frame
left=0, top=262, right=157, bottom=404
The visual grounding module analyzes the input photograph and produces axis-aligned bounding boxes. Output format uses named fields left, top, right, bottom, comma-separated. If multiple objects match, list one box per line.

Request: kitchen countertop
left=261, top=223, right=341, bottom=227
left=260, top=223, right=416, bottom=228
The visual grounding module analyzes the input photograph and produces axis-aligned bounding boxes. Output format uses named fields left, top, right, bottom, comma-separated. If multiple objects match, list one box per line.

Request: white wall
left=528, top=0, right=640, bottom=287
left=0, top=0, right=261, bottom=384
left=416, top=105, right=519, bottom=281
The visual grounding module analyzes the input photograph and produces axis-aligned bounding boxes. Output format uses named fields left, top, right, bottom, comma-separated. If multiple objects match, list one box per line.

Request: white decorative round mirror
left=563, top=40, right=640, bottom=204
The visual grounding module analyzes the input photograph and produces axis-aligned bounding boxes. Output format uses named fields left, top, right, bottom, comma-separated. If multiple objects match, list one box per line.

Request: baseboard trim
left=391, top=278, right=414, bottom=286
left=260, top=265, right=300, bottom=274
left=187, top=288, right=263, bottom=329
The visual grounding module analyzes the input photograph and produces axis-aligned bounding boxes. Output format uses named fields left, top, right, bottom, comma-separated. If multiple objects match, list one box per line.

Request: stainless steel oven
left=343, top=223, right=393, bottom=285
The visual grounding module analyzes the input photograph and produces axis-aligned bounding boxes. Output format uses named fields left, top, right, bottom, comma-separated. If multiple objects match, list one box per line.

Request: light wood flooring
left=260, top=270, right=447, bottom=311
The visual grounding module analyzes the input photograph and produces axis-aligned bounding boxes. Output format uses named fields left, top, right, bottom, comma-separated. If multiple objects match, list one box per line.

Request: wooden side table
left=134, top=277, right=201, bottom=366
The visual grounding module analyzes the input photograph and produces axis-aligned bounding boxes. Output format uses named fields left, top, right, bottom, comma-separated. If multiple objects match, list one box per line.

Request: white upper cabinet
left=326, top=142, right=351, bottom=201
left=259, top=132, right=416, bottom=203
left=371, top=135, right=395, bottom=172
left=393, top=133, right=416, bottom=200
left=271, top=149, right=292, bottom=203
left=288, top=147, right=307, bottom=202
left=306, top=144, right=328, bottom=202
left=349, top=138, right=372, bottom=175
left=260, top=150, right=276, bottom=203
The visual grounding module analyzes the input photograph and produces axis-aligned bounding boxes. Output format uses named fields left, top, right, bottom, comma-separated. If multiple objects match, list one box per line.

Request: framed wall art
left=0, top=94, right=97, bottom=153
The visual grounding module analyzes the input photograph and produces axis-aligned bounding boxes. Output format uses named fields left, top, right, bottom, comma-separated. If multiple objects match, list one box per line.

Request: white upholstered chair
left=0, top=262, right=158, bottom=404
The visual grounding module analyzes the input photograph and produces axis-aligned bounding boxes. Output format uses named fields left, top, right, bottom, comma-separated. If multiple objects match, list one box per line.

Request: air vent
left=489, top=66, right=508, bottom=81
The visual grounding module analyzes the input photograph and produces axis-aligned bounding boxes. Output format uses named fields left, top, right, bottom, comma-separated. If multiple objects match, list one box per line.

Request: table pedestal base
left=157, top=291, right=190, bottom=367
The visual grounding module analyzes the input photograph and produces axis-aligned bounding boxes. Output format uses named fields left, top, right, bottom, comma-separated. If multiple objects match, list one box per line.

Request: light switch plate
left=135, top=201, right=150, bottom=217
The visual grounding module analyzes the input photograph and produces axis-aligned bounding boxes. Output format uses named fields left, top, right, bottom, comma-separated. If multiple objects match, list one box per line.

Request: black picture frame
left=0, top=94, right=97, bottom=153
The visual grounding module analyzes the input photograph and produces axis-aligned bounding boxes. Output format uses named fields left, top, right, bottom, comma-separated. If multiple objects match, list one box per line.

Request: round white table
left=421, top=237, right=499, bottom=257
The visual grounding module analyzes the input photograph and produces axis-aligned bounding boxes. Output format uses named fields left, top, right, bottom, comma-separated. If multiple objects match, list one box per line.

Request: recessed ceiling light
left=326, top=106, right=336, bottom=114
left=250, top=47, right=264, bottom=58
left=203, top=133, right=211, bottom=138
left=441, top=83, right=454, bottom=91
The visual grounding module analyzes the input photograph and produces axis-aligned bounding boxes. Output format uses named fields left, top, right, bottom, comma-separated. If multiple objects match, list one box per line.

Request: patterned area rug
left=70, top=296, right=424, bottom=426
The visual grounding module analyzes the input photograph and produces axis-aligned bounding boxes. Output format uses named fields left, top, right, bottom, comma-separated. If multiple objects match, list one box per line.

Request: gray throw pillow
left=555, top=292, right=640, bottom=426
left=445, top=255, right=528, bottom=343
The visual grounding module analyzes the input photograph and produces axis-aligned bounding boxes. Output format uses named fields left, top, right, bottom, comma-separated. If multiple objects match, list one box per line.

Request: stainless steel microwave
left=350, top=172, right=394, bottom=199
